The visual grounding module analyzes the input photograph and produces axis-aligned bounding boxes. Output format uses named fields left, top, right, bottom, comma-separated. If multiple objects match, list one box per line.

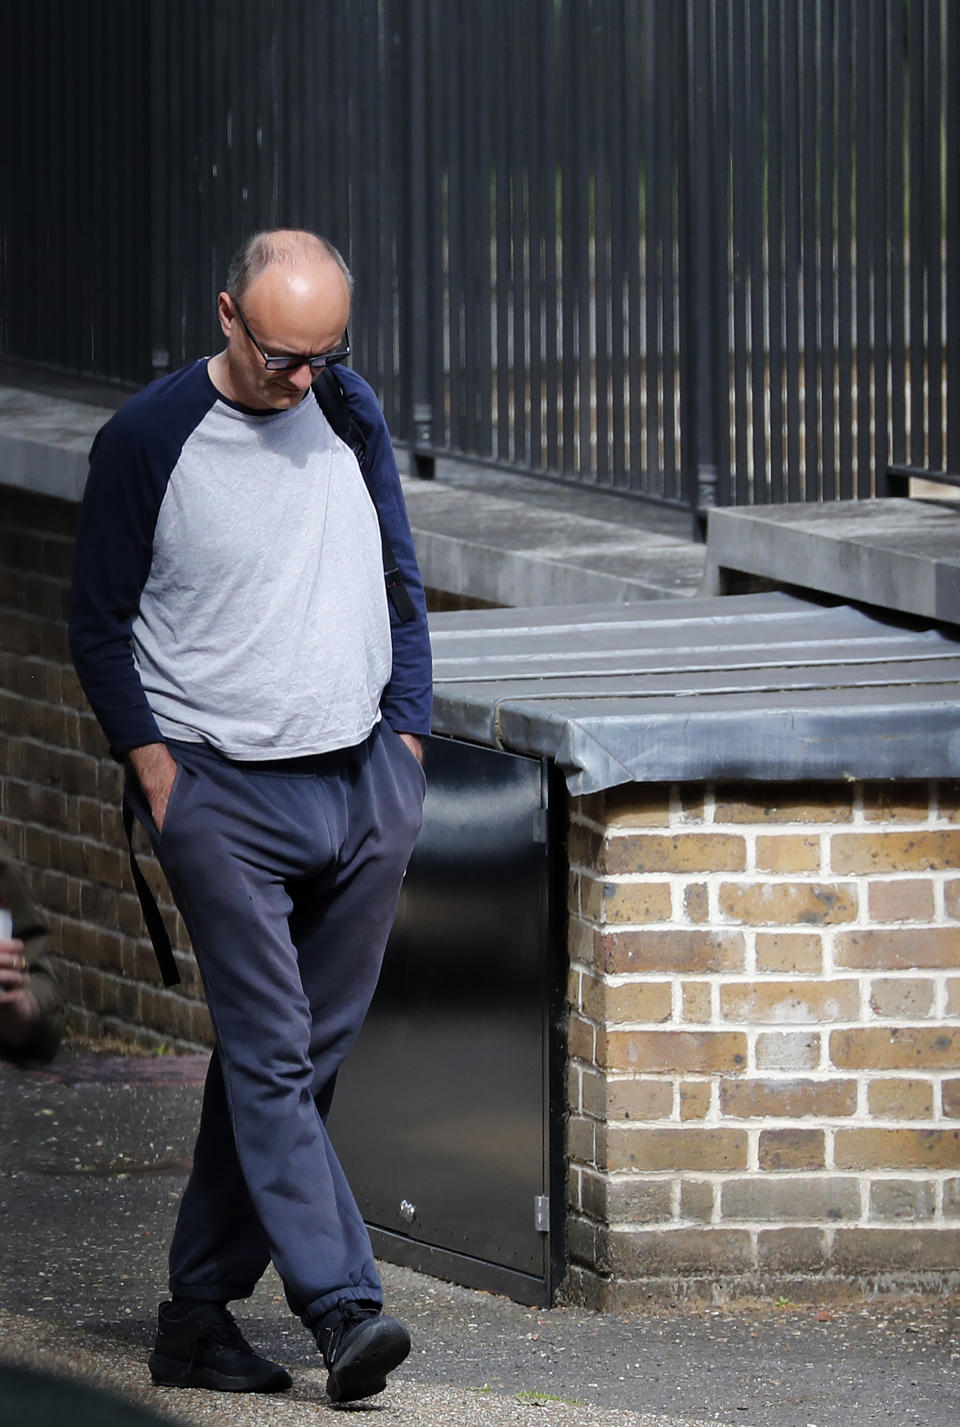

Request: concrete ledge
left=0, top=386, right=109, bottom=503
left=0, top=378, right=706, bottom=608
left=702, top=498, right=960, bottom=623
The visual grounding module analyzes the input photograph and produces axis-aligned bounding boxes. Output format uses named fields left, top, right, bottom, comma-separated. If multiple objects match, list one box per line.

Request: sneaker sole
left=148, top=1351, right=292, bottom=1393
left=325, top=1318, right=410, bottom=1404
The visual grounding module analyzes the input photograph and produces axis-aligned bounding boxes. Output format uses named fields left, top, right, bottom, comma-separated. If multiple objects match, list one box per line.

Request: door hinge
left=534, top=1195, right=550, bottom=1232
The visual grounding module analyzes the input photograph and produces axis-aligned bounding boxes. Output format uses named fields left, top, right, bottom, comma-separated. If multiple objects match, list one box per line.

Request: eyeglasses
left=233, top=300, right=350, bottom=372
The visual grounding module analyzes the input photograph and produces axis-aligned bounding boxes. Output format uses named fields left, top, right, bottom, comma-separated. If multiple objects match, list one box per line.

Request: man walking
left=69, top=230, right=431, bottom=1404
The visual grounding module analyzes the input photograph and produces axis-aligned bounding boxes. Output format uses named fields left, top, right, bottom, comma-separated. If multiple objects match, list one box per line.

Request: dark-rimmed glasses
left=233, top=299, right=350, bottom=372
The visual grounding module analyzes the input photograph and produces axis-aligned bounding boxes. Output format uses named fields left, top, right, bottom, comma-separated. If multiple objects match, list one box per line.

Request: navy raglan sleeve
left=68, top=413, right=169, bottom=756
left=339, top=369, right=433, bottom=737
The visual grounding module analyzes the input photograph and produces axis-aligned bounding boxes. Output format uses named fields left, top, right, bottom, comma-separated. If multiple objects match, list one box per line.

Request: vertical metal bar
left=643, top=2, right=660, bottom=488
left=836, top=0, right=854, bottom=495
left=886, top=0, right=907, bottom=473
left=870, top=0, right=889, bottom=494
left=572, top=0, right=592, bottom=478
left=908, top=0, right=926, bottom=467
left=819, top=0, right=837, bottom=498
left=947, top=0, right=960, bottom=473
left=527, top=0, right=547, bottom=473
left=608, top=2, right=627, bottom=489
left=683, top=0, right=721, bottom=519
left=511, top=1, right=529, bottom=471
left=475, top=0, right=494, bottom=460
left=801, top=0, right=820, bottom=499
left=924, top=0, right=943, bottom=471
left=542, top=2, right=559, bottom=473
left=748, top=0, right=768, bottom=503
left=494, top=0, right=511, bottom=464
left=731, top=1, right=750, bottom=504
left=406, top=0, right=434, bottom=474
left=782, top=0, right=802, bottom=501
left=659, top=1, right=681, bottom=499
left=766, top=0, right=786, bottom=504
left=854, top=0, right=873, bottom=495
left=593, top=1, right=611, bottom=484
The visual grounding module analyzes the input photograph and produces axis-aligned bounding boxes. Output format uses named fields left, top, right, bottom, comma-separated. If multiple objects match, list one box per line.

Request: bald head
left=210, top=228, right=353, bottom=411
left=225, top=229, right=354, bottom=304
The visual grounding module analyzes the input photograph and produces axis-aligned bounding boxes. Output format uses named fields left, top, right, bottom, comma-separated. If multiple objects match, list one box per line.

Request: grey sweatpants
left=125, top=721, right=425, bottom=1325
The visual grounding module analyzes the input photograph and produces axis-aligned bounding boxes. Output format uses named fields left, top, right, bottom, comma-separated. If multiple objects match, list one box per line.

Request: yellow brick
left=577, top=784, right=673, bottom=828
left=720, top=1077, right=857, bottom=1119
left=868, top=1078, right=935, bottom=1119
left=756, top=835, right=821, bottom=873
left=867, top=879, right=936, bottom=923
left=599, top=1029, right=748, bottom=1074
left=869, top=978, right=935, bottom=1019
left=581, top=878, right=673, bottom=926
left=599, top=1077, right=674, bottom=1122
left=945, top=880, right=960, bottom=920
left=720, top=882, right=858, bottom=926
left=599, top=928, right=745, bottom=975
left=835, top=928, right=960, bottom=970
left=830, top=1027, right=960, bottom=1071
left=680, top=1080, right=712, bottom=1121
left=833, top=1228, right=960, bottom=1272
left=949, top=978, right=960, bottom=1016
left=682, top=981, right=712, bottom=1024
left=755, top=932, right=824, bottom=974
left=582, top=977, right=672, bottom=1025
left=602, top=833, right=746, bottom=876
left=756, top=1031, right=821, bottom=1071
left=835, top=1128, right=960, bottom=1170
left=862, top=783, right=932, bottom=823
left=832, top=829, right=960, bottom=874
left=943, top=1080, right=960, bottom=1118
left=758, top=1128, right=826, bottom=1171
left=683, top=882, right=710, bottom=924
left=568, top=1013, right=596, bottom=1063
left=720, top=979, right=860, bottom=1025
left=601, top=1125, right=748, bottom=1173
left=714, top=787, right=853, bottom=823
left=598, top=1227, right=753, bottom=1275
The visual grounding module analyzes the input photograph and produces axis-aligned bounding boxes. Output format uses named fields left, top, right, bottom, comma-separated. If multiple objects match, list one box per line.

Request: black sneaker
left=316, top=1300, right=410, bottom=1403
left=148, top=1300, right=292, bottom=1393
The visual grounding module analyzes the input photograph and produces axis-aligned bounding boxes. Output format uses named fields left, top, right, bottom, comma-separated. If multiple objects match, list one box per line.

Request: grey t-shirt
left=132, top=388, right=392, bottom=758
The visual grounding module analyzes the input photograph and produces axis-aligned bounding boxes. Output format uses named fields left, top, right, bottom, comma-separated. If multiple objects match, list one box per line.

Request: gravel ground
left=3, top=1047, right=959, bottom=1425
left=0, top=1307, right=712, bottom=1427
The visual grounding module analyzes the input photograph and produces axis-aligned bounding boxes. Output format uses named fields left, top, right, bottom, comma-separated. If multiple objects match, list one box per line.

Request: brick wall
left=0, top=489, right=211, bottom=1049
left=6, top=488, right=960, bottom=1300
left=566, top=781, right=960, bottom=1307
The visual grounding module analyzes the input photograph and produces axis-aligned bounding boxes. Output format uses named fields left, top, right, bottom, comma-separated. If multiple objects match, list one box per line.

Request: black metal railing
left=2, top=0, right=957, bottom=522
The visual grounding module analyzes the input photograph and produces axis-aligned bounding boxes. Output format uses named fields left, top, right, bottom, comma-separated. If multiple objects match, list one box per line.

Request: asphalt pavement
left=2, top=1043, right=958, bottom=1426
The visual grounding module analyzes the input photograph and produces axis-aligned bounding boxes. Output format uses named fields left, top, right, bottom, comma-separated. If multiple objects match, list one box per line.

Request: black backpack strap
left=313, top=369, right=416, bottom=623
left=122, top=797, right=180, bottom=987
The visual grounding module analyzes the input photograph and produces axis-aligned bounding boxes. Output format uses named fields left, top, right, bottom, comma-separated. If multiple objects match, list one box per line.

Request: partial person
left=69, top=229, right=432, bottom=1404
left=0, top=837, right=65, bottom=1063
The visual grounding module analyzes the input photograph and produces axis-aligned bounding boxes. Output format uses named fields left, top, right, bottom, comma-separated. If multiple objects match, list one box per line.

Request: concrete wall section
left=565, top=781, right=960, bottom=1308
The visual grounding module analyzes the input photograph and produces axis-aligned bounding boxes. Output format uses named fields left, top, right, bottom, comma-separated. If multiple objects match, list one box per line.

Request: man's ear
left=217, top=291, right=234, bottom=339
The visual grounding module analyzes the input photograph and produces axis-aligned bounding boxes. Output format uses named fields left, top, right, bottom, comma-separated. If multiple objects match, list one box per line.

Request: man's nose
left=289, top=362, right=315, bottom=390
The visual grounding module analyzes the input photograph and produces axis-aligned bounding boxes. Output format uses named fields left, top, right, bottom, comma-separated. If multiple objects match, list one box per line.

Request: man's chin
left=267, top=387, right=308, bottom=408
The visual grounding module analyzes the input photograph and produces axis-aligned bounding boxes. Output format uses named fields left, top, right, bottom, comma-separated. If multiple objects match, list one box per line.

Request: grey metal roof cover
left=428, top=592, right=960, bottom=793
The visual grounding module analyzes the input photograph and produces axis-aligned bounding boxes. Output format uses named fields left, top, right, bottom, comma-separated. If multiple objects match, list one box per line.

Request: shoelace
left=321, top=1301, right=379, bottom=1365
left=188, top=1309, right=255, bottom=1367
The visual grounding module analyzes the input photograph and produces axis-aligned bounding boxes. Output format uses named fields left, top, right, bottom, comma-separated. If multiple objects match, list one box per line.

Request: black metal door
left=328, top=734, right=559, bottom=1306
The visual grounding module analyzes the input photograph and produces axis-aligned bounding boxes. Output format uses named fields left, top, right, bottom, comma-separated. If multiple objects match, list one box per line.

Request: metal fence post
left=406, top=0, right=434, bottom=479
left=682, top=0, right=722, bottom=534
